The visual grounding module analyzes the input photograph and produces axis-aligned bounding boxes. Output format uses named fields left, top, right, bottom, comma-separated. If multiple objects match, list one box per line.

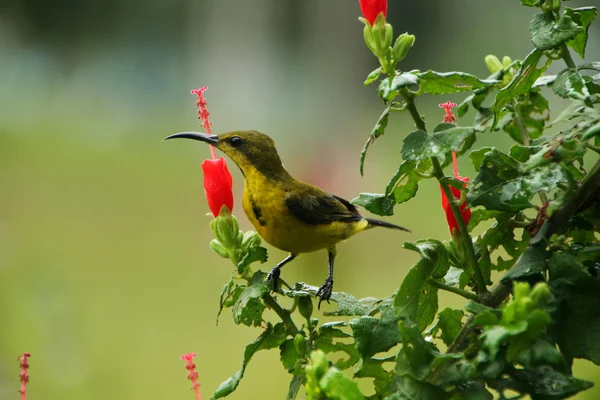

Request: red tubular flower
left=180, top=353, right=202, bottom=400
left=438, top=102, right=471, bottom=235
left=18, top=353, right=31, bottom=400
left=202, top=157, right=234, bottom=217
left=191, top=86, right=234, bottom=216
left=359, top=0, right=387, bottom=25
left=440, top=170, right=471, bottom=235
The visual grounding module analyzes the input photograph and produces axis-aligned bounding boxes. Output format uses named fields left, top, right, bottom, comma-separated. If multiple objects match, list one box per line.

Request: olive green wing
left=285, top=187, right=362, bottom=225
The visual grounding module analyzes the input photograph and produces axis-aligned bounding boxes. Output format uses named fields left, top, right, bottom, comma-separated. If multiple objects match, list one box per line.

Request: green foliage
left=201, top=2, right=600, bottom=398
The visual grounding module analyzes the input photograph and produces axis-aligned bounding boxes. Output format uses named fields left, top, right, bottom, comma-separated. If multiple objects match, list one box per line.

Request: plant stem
left=263, top=294, right=300, bottom=335
left=400, top=89, right=488, bottom=295
left=426, top=278, right=481, bottom=302
left=559, top=43, right=577, bottom=69
left=402, top=89, right=427, bottom=132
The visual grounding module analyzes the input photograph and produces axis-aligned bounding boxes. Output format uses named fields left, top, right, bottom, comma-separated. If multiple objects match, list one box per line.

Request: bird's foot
left=316, top=278, right=334, bottom=310
left=266, top=267, right=281, bottom=292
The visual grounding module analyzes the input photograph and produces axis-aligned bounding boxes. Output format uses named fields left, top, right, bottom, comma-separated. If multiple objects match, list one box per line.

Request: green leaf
left=351, top=193, right=395, bottom=216
left=469, top=147, right=494, bottom=171
left=378, top=72, right=420, bottom=101
left=529, top=13, right=583, bottom=50
left=426, top=308, right=464, bottom=347
left=355, top=358, right=393, bottom=396
left=232, top=272, right=270, bottom=327
left=364, top=67, right=383, bottom=85
left=416, top=71, right=497, bottom=95
left=467, top=149, right=569, bottom=212
left=509, top=366, right=593, bottom=398
left=401, top=127, right=475, bottom=164
left=565, top=7, right=598, bottom=58
left=323, top=292, right=381, bottom=317
left=387, top=375, right=450, bottom=400
left=502, top=245, right=548, bottom=281
left=520, top=0, right=540, bottom=6
left=395, top=240, right=448, bottom=331
left=211, top=323, right=288, bottom=399
left=492, top=49, right=546, bottom=128
left=350, top=302, right=401, bottom=359
left=280, top=339, right=300, bottom=371
left=236, top=246, right=268, bottom=274
left=467, top=208, right=503, bottom=231
left=286, top=374, right=305, bottom=400
left=217, top=279, right=244, bottom=321
left=395, top=320, right=460, bottom=382
left=502, top=90, right=549, bottom=143
left=385, top=161, right=423, bottom=205
left=553, top=69, right=591, bottom=101
left=360, top=106, right=391, bottom=175
left=313, top=322, right=360, bottom=370
left=320, top=368, right=365, bottom=400
left=548, top=253, right=600, bottom=365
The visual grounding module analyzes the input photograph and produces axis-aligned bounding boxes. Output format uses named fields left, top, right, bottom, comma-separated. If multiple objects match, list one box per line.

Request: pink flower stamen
left=191, top=87, right=217, bottom=160
left=180, top=353, right=202, bottom=400
left=439, top=102, right=457, bottom=124
left=18, top=353, right=31, bottom=400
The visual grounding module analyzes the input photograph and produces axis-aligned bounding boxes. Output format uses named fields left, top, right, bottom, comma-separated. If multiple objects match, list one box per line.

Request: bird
left=166, top=130, right=409, bottom=307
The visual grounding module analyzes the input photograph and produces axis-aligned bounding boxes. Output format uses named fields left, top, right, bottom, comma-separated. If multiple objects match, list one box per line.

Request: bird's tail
left=365, top=218, right=411, bottom=232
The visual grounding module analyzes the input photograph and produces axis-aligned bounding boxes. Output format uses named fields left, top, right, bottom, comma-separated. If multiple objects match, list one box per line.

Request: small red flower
left=18, top=353, right=31, bottom=400
left=180, top=353, right=202, bottom=400
left=359, top=0, right=387, bottom=26
left=202, top=157, right=234, bottom=217
left=439, top=102, right=457, bottom=124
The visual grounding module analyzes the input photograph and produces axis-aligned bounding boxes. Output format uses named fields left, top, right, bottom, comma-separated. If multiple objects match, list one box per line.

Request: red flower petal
left=440, top=175, right=471, bottom=235
left=202, top=158, right=234, bottom=217
left=359, top=0, right=387, bottom=26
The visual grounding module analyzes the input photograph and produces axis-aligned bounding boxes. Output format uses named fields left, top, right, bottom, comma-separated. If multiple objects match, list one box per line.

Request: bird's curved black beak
left=164, top=132, right=219, bottom=145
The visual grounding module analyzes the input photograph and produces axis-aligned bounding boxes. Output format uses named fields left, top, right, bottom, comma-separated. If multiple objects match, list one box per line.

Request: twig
left=426, top=278, right=481, bottom=302
left=264, top=294, right=300, bottom=335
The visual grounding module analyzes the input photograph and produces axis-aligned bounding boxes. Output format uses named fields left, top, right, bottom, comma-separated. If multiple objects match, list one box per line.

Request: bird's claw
left=316, top=278, right=334, bottom=310
left=266, top=267, right=281, bottom=292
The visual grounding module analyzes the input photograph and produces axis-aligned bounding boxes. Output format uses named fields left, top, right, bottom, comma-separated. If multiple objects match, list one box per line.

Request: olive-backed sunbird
left=166, top=130, right=409, bottom=306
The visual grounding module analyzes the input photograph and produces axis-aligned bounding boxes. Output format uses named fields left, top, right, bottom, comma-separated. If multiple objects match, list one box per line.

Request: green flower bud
left=384, top=24, right=393, bottom=51
left=236, top=231, right=244, bottom=248
left=392, top=33, right=415, bottom=63
left=210, top=239, right=230, bottom=258
left=308, top=350, right=328, bottom=381
left=485, top=55, right=503, bottom=74
left=363, top=25, right=376, bottom=53
left=215, top=215, right=236, bottom=247
left=530, top=282, right=551, bottom=307
left=502, top=56, right=512, bottom=68
left=294, top=333, right=307, bottom=357
left=298, top=296, right=313, bottom=320
left=513, top=282, right=531, bottom=301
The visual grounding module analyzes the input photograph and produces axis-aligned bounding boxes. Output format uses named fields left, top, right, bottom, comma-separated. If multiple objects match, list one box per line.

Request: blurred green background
left=1, top=1, right=599, bottom=398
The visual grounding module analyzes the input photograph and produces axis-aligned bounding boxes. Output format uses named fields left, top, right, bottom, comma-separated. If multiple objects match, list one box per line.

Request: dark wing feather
left=285, top=187, right=362, bottom=225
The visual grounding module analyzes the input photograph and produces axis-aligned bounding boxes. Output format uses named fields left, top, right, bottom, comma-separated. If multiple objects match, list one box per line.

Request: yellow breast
left=241, top=174, right=366, bottom=254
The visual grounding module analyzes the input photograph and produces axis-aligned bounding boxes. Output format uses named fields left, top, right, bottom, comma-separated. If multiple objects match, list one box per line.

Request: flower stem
left=426, top=278, right=481, bottom=302
left=400, top=89, right=488, bottom=295
left=559, top=43, right=576, bottom=69
left=263, top=295, right=300, bottom=335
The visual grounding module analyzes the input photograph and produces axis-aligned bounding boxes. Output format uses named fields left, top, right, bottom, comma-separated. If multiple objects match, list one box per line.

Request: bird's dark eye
left=229, top=136, right=243, bottom=148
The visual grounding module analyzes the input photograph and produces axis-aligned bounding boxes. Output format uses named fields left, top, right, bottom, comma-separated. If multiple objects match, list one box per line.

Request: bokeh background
left=1, top=1, right=599, bottom=398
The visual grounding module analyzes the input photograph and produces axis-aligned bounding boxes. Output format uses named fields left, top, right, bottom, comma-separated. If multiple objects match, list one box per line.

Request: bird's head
left=166, top=130, right=288, bottom=179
